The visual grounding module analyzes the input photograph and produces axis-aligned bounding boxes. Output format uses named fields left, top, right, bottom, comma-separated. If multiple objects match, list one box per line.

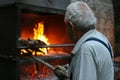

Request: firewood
left=17, top=37, right=29, bottom=46
left=28, top=38, right=47, bottom=47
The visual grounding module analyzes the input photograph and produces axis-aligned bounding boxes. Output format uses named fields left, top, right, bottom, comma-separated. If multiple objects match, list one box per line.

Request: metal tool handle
left=30, top=55, right=56, bottom=70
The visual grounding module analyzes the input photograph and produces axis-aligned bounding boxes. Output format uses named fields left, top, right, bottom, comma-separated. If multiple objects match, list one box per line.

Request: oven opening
left=18, top=10, right=73, bottom=79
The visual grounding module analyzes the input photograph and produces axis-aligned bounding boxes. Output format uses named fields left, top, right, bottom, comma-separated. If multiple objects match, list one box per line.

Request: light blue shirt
left=70, top=29, right=114, bottom=80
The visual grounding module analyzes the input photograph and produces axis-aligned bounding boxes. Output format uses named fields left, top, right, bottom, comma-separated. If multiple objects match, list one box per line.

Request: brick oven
left=17, top=0, right=74, bottom=80
left=0, top=0, right=73, bottom=80
left=18, top=1, right=74, bottom=79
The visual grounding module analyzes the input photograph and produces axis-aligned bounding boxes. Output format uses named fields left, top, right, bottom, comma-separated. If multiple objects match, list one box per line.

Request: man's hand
left=53, top=65, right=69, bottom=80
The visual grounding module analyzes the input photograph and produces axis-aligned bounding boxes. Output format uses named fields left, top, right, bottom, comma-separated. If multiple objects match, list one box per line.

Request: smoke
left=71, top=0, right=83, bottom=3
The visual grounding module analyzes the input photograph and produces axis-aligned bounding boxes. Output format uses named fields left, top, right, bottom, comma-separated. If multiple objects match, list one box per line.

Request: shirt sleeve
left=72, top=52, right=97, bottom=80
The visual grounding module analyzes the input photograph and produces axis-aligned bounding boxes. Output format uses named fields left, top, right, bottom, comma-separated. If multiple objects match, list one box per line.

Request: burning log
left=17, top=37, right=47, bottom=55
left=27, top=38, right=47, bottom=48
left=18, top=37, right=47, bottom=48
left=17, top=37, right=74, bottom=55
left=18, top=37, right=74, bottom=48
left=17, top=37, right=74, bottom=48
left=17, top=37, right=29, bottom=46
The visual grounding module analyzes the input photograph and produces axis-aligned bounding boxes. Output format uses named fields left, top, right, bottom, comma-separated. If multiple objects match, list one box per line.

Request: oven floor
left=21, top=74, right=58, bottom=80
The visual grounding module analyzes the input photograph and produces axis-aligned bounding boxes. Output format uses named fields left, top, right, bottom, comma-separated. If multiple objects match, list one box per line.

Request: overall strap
left=85, top=37, right=113, bottom=58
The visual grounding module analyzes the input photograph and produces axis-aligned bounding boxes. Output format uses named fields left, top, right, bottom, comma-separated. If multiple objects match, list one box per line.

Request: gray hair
left=71, top=0, right=83, bottom=3
left=65, top=1, right=97, bottom=32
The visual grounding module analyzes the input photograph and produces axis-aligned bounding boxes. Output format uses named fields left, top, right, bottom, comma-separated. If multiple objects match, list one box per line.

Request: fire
left=33, top=21, right=49, bottom=55
left=20, top=21, right=49, bottom=56
left=33, top=21, right=48, bottom=43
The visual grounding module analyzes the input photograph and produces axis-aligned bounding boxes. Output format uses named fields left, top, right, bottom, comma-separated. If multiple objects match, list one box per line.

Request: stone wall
left=113, top=0, right=120, bottom=55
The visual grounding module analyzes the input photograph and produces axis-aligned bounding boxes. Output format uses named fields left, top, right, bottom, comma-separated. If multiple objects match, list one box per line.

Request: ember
left=20, top=55, right=71, bottom=79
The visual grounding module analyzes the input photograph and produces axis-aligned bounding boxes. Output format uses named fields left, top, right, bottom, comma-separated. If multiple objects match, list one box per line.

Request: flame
left=20, top=21, right=49, bottom=56
left=33, top=21, right=48, bottom=43
left=33, top=21, right=49, bottom=55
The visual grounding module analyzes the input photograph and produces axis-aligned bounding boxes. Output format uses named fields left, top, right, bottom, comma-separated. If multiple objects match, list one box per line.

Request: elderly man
left=63, top=1, right=114, bottom=80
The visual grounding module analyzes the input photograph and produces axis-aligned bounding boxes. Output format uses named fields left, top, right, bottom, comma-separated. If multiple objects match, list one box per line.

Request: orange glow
left=20, top=21, right=49, bottom=56
left=20, top=49, right=27, bottom=55
left=33, top=21, right=49, bottom=55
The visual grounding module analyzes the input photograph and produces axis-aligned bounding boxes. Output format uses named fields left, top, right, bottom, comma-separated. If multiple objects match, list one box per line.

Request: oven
left=0, top=0, right=73, bottom=80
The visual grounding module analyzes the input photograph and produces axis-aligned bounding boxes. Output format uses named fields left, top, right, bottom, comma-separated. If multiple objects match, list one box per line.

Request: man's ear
left=69, top=21, right=75, bottom=31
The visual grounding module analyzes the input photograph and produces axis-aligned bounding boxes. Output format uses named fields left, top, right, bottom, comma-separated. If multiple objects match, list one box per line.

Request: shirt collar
left=71, top=29, right=99, bottom=54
